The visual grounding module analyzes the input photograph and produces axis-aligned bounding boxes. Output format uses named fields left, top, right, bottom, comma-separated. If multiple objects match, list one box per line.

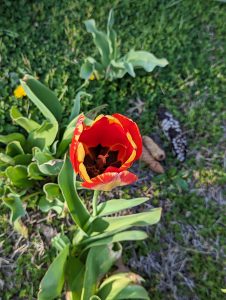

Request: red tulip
left=70, top=114, right=142, bottom=191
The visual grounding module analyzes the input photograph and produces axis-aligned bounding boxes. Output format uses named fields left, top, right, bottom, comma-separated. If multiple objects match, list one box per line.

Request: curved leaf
left=84, top=20, right=112, bottom=66
left=58, top=157, right=90, bottom=230
left=81, top=244, right=122, bottom=300
left=21, top=75, right=62, bottom=121
left=3, top=195, right=26, bottom=223
left=97, top=197, right=149, bottom=216
left=81, top=230, right=148, bottom=251
left=0, top=133, right=25, bottom=146
left=115, top=284, right=150, bottom=299
left=10, top=106, right=40, bottom=133
left=125, top=50, right=168, bottom=72
left=6, top=141, right=24, bottom=157
left=6, top=165, right=34, bottom=188
left=38, top=245, right=69, bottom=300
left=89, top=208, right=161, bottom=236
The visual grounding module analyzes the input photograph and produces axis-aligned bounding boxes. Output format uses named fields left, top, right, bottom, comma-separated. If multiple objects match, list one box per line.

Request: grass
left=0, top=0, right=226, bottom=299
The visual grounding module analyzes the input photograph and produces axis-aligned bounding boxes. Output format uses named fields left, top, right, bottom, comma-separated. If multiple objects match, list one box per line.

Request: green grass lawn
left=0, top=0, right=225, bottom=299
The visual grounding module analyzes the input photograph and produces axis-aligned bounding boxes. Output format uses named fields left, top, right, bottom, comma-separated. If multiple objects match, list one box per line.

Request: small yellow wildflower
left=14, top=85, right=26, bottom=98
left=89, top=73, right=95, bottom=81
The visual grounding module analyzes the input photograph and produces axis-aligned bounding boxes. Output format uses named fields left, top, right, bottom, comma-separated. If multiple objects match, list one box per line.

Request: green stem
left=92, top=190, right=100, bottom=217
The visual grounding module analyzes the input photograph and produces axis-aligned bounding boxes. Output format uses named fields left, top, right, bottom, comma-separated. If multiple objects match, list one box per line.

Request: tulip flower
left=70, top=114, right=142, bottom=191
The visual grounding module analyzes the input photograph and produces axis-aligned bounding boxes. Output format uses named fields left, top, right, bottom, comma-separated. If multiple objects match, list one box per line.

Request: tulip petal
left=82, top=171, right=137, bottom=191
left=70, top=114, right=85, bottom=173
left=113, top=113, right=142, bottom=160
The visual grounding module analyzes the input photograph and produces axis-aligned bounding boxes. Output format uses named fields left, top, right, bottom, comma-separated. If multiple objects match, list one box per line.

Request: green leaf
left=38, top=245, right=69, bottom=300
left=97, top=197, right=149, bottom=216
left=6, top=141, right=24, bottom=157
left=38, top=158, right=63, bottom=176
left=21, top=76, right=59, bottom=145
left=0, top=133, right=26, bottom=146
left=22, top=75, right=62, bottom=122
left=98, top=277, right=131, bottom=300
left=58, top=157, right=90, bottom=230
left=43, top=183, right=63, bottom=202
left=65, top=256, right=85, bottom=300
left=28, top=162, right=45, bottom=180
left=69, top=92, right=92, bottom=121
left=115, top=285, right=150, bottom=299
left=3, top=195, right=26, bottom=223
left=6, top=165, right=34, bottom=188
left=125, top=50, right=168, bottom=72
left=39, top=197, right=64, bottom=215
left=0, top=153, right=15, bottom=165
left=80, top=57, right=96, bottom=80
left=107, top=9, right=117, bottom=60
left=89, top=208, right=162, bottom=236
left=10, top=106, right=40, bottom=133
left=82, top=230, right=147, bottom=251
left=84, top=20, right=112, bottom=67
left=81, top=244, right=122, bottom=300
left=14, top=154, right=32, bottom=165
left=28, top=120, right=56, bottom=149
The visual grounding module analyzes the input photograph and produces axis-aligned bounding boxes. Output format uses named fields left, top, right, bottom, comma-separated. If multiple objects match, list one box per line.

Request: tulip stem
left=92, top=190, right=100, bottom=217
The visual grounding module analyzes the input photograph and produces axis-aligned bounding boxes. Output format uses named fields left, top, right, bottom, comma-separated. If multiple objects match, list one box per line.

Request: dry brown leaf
left=142, top=135, right=166, bottom=161
left=141, top=146, right=165, bottom=174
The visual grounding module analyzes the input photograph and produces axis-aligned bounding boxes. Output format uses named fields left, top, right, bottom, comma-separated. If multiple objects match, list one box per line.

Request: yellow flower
left=14, top=85, right=26, bottom=98
left=89, top=73, right=95, bottom=81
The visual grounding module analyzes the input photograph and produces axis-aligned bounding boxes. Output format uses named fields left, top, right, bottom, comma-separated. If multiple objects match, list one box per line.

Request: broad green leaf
left=82, top=230, right=148, bottom=251
left=81, top=244, right=122, bottom=300
left=43, top=183, right=64, bottom=202
left=0, top=133, right=25, bottom=146
left=125, top=50, right=168, bottom=72
left=65, top=256, right=85, bottom=300
left=58, top=157, right=90, bottom=230
left=21, top=75, right=62, bottom=122
left=28, top=120, right=56, bottom=149
left=28, top=162, right=45, bottom=180
left=115, top=285, right=150, bottom=299
left=6, top=165, right=34, bottom=188
left=98, top=277, right=131, bottom=300
left=97, top=197, right=149, bottom=216
left=21, top=76, right=59, bottom=145
left=3, top=195, right=26, bottom=223
left=38, top=197, right=64, bottom=215
left=6, top=141, right=24, bottom=157
left=10, top=106, right=40, bottom=133
left=38, top=159, right=63, bottom=175
left=33, top=148, right=53, bottom=164
left=69, top=92, right=92, bottom=121
left=0, top=153, right=15, bottom=165
left=88, top=208, right=161, bottom=236
left=84, top=20, right=112, bottom=67
left=14, top=154, right=32, bottom=165
left=38, top=245, right=69, bottom=300
left=80, top=57, right=96, bottom=80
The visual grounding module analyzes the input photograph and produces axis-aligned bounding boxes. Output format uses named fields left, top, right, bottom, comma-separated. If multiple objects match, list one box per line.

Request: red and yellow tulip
left=70, top=114, right=142, bottom=191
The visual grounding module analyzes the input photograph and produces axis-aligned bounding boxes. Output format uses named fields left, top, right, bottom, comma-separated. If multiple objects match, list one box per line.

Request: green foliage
left=80, top=9, right=168, bottom=81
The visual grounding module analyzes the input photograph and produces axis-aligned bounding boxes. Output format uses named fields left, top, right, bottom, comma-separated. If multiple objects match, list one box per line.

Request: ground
left=0, top=0, right=225, bottom=299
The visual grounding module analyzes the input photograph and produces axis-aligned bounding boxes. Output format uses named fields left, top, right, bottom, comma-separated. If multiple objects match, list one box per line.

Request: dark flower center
left=84, top=144, right=122, bottom=178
